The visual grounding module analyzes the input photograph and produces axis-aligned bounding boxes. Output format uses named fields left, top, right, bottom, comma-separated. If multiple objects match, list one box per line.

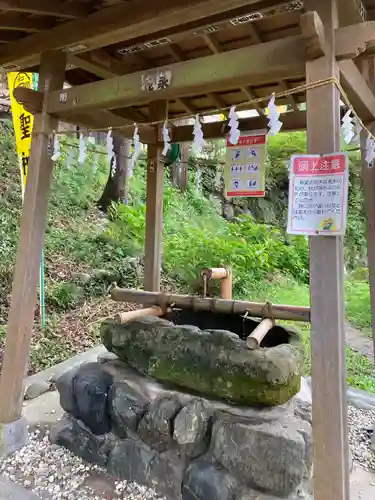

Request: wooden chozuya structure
left=0, top=0, right=375, bottom=498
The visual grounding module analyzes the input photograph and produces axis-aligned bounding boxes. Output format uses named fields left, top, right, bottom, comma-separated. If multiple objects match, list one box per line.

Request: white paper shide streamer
left=130, top=123, right=141, bottom=175
left=267, top=94, right=283, bottom=136
left=162, top=121, right=171, bottom=157
left=51, top=133, right=61, bottom=161
left=192, top=114, right=207, bottom=155
left=107, top=128, right=116, bottom=177
left=341, top=109, right=355, bottom=144
left=78, top=132, right=86, bottom=164
left=228, top=106, right=240, bottom=145
left=366, top=133, right=375, bottom=167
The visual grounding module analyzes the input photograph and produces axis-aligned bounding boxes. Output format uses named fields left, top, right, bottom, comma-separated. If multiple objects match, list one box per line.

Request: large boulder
left=101, top=316, right=301, bottom=406
left=210, top=416, right=312, bottom=498
left=108, top=381, right=148, bottom=437
left=56, top=362, right=113, bottom=435
left=138, top=394, right=182, bottom=452
left=182, top=460, right=238, bottom=500
left=50, top=413, right=114, bottom=467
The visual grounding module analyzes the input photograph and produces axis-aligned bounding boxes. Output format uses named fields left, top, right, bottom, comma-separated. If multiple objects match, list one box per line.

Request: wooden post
left=359, top=60, right=375, bottom=359
left=0, top=51, right=66, bottom=424
left=144, top=101, right=167, bottom=291
left=361, top=126, right=375, bottom=358
left=305, top=1, right=350, bottom=499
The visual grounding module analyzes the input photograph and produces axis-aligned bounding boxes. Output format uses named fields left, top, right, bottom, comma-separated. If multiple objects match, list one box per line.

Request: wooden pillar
left=361, top=125, right=375, bottom=358
left=359, top=59, right=375, bottom=359
left=144, top=101, right=167, bottom=291
left=0, top=51, right=66, bottom=424
left=305, top=1, right=350, bottom=499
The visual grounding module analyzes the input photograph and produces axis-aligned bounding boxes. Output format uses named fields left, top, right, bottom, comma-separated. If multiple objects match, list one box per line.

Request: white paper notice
left=287, top=152, right=349, bottom=236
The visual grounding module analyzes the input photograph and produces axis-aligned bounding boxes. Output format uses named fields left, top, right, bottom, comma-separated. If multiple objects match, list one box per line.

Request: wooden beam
left=305, top=1, right=350, bottom=500
left=335, top=21, right=375, bottom=60
left=43, top=36, right=307, bottom=115
left=168, top=43, right=188, bottom=62
left=0, top=0, right=89, bottom=18
left=0, top=50, right=67, bottom=424
left=12, top=85, right=155, bottom=142
left=240, top=85, right=265, bottom=116
left=0, top=0, right=281, bottom=69
left=247, top=22, right=296, bottom=112
left=361, top=126, right=375, bottom=359
left=0, top=30, right=23, bottom=42
left=0, top=13, right=53, bottom=32
left=70, top=50, right=130, bottom=79
left=172, top=110, right=307, bottom=142
left=339, top=59, right=375, bottom=121
left=144, top=101, right=166, bottom=292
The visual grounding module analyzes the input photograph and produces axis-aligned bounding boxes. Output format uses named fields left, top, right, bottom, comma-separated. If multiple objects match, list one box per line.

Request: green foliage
left=46, top=282, right=83, bottom=312
left=0, top=121, right=373, bottom=391
left=106, top=166, right=309, bottom=296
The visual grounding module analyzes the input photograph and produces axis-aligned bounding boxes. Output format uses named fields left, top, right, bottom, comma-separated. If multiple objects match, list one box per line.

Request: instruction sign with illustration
left=224, top=130, right=266, bottom=197
left=287, top=152, right=349, bottom=236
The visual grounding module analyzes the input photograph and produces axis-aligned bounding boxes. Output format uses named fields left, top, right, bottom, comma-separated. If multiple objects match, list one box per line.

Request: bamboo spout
left=201, top=266, right=232, bottom=300
left=115, top=306, right=168, bottom=324
left=246, top=318, right=274, bottom=350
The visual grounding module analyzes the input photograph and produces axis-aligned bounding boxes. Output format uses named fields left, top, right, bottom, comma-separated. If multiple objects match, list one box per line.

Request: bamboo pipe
left=115, top=306, right=168, bottom=324
left=246, top=318, right=274, bottom=350
left=201, top=267, right=232, bottom=300
left=111, top=288, right=311, bottom=322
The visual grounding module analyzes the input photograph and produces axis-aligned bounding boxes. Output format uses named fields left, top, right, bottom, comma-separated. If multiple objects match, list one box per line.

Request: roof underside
left=0, top=0, right=371, bottom=124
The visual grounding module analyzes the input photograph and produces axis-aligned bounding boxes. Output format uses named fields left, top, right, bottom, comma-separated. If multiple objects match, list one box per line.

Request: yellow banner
left=8, top=72, right=36, bottom=195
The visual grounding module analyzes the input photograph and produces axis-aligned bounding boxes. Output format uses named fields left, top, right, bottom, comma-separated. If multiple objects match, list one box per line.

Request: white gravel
left=0, top=428, right=165, bottom=500
left=348, top=405, right=375, bottom=472
left=0, top=405, right=374, bottom=499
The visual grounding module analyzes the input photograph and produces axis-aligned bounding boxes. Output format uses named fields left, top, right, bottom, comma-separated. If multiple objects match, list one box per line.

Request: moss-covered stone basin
left=101, top=316, right=301, bottom=407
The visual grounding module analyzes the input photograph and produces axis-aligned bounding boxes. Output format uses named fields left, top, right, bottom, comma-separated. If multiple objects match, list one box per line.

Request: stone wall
left=51, top=358, right=313, bottom=500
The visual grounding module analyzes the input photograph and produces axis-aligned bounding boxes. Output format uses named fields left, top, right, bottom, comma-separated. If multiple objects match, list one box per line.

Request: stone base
left=51, top=360, right=313, bottom=500
left=0, top=417, right=29, bottom=457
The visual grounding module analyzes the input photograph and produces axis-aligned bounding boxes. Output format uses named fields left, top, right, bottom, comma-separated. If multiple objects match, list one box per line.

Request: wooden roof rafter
left=0, top=0, right=304, bottom=70
left=0, top=0, right=92, bottom=18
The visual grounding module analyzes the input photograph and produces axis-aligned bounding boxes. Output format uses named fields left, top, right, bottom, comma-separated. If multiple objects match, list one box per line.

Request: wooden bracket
left=300, top=11, right=326, bottom=60
left=12, top=86, right=43, bottom=115
left=335, top=21, right=375, bottom=60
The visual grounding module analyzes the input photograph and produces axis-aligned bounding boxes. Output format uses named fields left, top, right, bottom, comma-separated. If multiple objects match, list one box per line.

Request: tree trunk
left=171, top=142, right=189, bottom=191
left=171, top=119, right=190, bottom=191
left=97, top=134, right=131, bottom=212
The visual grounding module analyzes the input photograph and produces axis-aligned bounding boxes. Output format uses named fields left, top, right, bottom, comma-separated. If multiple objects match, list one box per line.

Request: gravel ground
left=0, top=428, right=165, bottom=500
left=0, top=405, right=374, bottom=499
left=348, top=405, right=375, bottom=471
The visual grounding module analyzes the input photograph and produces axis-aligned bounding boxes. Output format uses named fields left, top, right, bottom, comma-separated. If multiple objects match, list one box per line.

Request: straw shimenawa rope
left=23, top=76, right=373, bottom=142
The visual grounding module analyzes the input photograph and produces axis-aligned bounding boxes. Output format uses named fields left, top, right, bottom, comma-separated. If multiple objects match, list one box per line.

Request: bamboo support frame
left=111, top=288, right=311, bottom=322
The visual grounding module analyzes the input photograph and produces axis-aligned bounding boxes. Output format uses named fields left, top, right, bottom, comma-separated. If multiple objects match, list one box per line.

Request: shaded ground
left=346, top=322, right=374, bottom=362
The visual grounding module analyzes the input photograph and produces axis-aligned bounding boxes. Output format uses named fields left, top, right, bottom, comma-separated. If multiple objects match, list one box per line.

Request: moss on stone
left=101, top=316, right=302, bottom=407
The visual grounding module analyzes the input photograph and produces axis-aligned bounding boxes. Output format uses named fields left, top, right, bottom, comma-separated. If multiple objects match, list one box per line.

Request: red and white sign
left=287, top=153, right=349, bottom=236
left=224, top=130, right=267, bottom=198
